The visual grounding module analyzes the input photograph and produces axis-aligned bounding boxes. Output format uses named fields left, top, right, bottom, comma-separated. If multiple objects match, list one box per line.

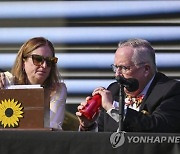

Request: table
left=0, top=130, right=180, bottom=154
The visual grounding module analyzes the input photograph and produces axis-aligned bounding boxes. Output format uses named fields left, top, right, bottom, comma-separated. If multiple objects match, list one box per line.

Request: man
left=76, top=38, right=180, bottom=133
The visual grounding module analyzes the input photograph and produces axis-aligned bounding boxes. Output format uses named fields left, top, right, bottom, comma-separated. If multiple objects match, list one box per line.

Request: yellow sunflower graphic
left=0, top=99, right=24, bottom=128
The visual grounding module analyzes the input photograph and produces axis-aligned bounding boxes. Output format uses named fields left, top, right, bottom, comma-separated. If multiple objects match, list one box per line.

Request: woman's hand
left=0, top=71, right=14, bottom=89
left=0, top=73, right=6, bottom=89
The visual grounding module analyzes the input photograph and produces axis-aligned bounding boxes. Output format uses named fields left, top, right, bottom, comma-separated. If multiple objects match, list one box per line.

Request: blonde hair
left=11, top=37, right=61, bottom=88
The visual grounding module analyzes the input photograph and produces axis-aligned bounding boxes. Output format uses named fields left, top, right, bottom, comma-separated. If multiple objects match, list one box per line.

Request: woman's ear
left=22, top=59, right=25, bottom=71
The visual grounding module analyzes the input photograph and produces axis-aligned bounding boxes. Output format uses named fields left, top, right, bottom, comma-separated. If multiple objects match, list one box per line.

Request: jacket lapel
left=140, top=72, right=170, bottom=113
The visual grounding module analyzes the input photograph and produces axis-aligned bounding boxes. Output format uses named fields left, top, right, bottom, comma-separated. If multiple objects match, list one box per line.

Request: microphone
left=115, top=76, right=139, bottom=92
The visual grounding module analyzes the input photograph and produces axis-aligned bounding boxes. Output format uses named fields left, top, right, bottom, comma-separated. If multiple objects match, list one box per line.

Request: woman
left=0, top=37, right=67, bottom=130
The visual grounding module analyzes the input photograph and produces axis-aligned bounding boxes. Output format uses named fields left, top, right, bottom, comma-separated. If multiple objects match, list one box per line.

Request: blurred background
left=0, top=1, right=180, bottom=130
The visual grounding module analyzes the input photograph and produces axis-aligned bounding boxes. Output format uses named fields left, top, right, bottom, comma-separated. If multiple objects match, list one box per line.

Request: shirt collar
left=139, top=74, right=155, bottom=96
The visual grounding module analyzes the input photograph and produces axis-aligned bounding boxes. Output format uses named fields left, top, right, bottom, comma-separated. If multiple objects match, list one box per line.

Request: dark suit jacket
left=97, top=72, right=180, bottom=133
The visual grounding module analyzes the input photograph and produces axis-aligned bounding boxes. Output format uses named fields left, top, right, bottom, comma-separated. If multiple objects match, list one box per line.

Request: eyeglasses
left=24, top=54, right=58, bottom=67
left=111, top=63, right=144, bottom=73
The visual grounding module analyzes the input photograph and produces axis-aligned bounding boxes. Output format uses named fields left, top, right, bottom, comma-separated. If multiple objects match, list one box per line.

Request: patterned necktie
left=125, top=95, right=144, bottom=108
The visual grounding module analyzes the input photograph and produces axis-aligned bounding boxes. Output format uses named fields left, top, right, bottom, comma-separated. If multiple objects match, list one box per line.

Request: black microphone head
left=115, top=76, right=139, bottom=92
left=126, top=78, right=139, bottom=92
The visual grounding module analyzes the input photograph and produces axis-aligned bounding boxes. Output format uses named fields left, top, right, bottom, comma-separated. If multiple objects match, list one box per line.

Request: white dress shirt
left=107, top=75, right=155, bottom=122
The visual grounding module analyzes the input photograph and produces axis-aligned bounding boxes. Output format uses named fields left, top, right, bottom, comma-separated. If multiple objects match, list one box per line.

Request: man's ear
left=144, top=64, right=151, bottom=77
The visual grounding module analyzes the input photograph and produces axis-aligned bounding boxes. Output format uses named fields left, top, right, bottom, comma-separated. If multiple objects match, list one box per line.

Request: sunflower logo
left=0, top=99, right=24, bottom=128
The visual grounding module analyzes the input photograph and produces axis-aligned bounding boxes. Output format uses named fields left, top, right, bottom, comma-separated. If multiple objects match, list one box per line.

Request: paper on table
left=3, top=71, right=42, bottom=89
left=7, top=85, right=42, bottom=89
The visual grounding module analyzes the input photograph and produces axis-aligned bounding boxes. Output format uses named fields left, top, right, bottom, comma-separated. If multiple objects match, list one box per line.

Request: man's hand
left=76, top=96, right=99, bottom=128
left=92, top=87, right=113, bottom=111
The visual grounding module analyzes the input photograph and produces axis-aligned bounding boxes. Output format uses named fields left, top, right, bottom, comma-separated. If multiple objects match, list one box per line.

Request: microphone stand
left=117, top=82, right=125, bottom=132
left=115, top=76, right=139, bottom=131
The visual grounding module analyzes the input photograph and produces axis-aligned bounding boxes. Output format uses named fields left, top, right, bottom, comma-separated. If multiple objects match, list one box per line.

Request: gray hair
left=118, top=38, right=157, bottom=72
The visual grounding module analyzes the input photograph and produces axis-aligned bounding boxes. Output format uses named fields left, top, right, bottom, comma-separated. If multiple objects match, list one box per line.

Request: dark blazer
left=97, top=72, right=180, bottom=133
